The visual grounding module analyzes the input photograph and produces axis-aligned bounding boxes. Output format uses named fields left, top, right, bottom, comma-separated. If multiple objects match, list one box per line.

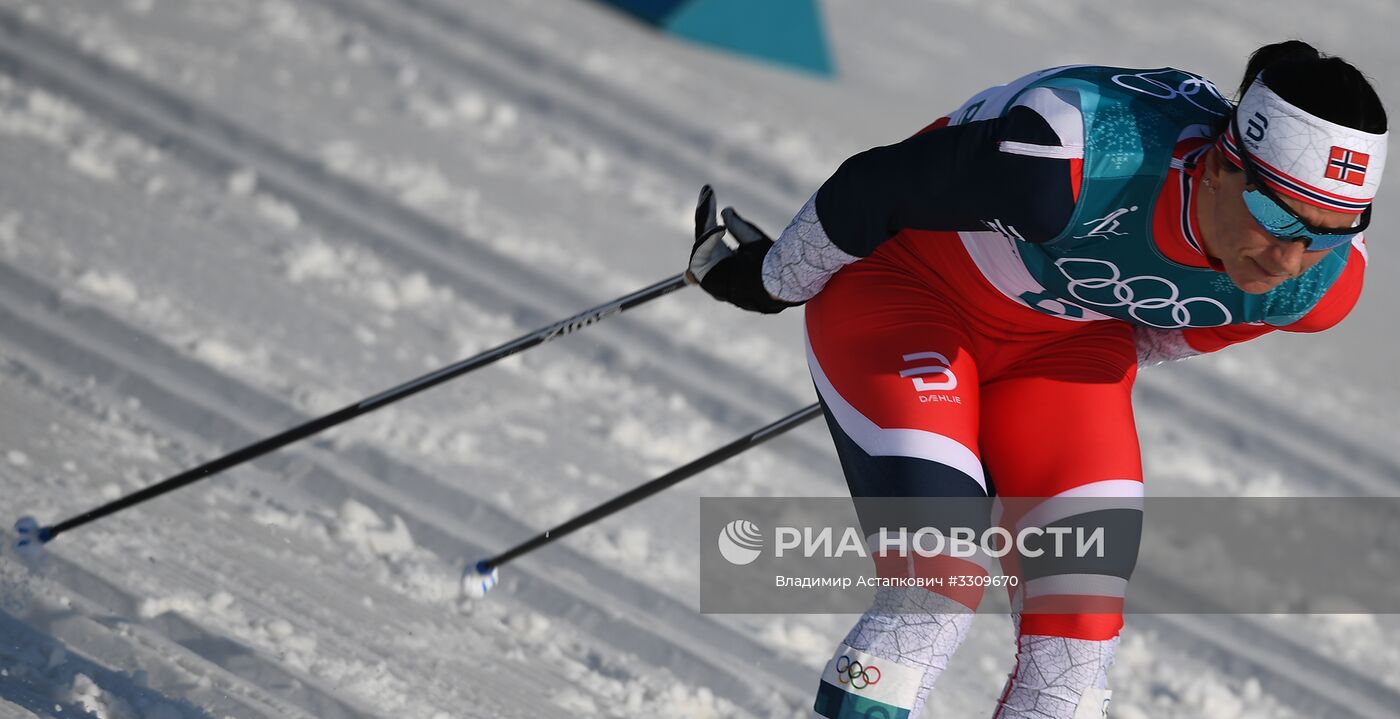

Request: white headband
left=1220, top=78, right=1388, bottom=214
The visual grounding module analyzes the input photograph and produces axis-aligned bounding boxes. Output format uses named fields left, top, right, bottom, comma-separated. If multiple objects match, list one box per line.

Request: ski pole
left=462, top=402, right=823, bottom=597
left=13, top=273, right=691, bottom=554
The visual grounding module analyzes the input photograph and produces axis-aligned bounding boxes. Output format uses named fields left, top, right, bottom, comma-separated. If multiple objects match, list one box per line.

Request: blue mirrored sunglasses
left=1240, top=188, right=1362, bottom=251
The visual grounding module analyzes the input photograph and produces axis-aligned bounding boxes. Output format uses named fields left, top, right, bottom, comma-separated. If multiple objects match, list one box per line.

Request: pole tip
left=460, top=558, right=499, bottom=600
left=12, top=516, right=48, bottom=565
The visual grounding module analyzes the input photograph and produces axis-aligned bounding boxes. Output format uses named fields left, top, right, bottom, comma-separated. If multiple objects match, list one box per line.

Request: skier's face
left=1199, top=147, right=1349, bottom=294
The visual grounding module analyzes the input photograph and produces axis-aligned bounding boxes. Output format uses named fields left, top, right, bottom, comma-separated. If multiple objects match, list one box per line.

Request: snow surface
left=0, top=0, right=1397, bottom=717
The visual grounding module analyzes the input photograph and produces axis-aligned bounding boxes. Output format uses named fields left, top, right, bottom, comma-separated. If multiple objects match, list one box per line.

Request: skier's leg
left=805, top=264, right=988, bottom=719
left=814, top=584, right=975, bottom=719
left=980, top=322, right=1142, bottom=719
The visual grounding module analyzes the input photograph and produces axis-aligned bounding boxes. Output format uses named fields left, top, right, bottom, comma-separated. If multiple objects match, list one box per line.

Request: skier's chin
left=1223, top=259, right=1287, bottom=294
left=1230, top=277, right=1282, bottom=294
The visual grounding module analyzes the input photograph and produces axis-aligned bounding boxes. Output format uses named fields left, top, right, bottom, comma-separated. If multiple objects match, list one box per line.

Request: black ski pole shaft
left=38, top=273, right=691, bottom=544
left=481, top=402, right=822, bottom=570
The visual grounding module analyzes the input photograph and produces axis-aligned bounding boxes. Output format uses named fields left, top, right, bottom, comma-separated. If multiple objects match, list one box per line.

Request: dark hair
left=1237, top=40, right=1387, bottom=133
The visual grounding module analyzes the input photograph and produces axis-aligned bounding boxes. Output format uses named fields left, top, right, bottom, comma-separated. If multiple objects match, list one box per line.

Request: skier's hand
left=687, top=185, right=797, bottom=314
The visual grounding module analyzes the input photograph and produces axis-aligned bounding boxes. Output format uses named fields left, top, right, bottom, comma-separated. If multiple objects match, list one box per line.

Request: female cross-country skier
left=687, top=41, right=1387, bottom=718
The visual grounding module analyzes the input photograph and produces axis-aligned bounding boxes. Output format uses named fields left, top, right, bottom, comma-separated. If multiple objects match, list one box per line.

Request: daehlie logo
left=899, top=352, right=957, bottom=392
left=1245, top=112, right=1269, bottom=143
left=836, top=655, right=881, bottom=690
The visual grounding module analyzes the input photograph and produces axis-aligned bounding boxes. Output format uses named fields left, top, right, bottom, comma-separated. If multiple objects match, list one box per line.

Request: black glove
left=687, top=185, right=797, bottom=314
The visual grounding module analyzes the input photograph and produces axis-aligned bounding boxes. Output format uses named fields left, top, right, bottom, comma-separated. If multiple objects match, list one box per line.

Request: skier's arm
left=1135, top=239, right=1367, bottom=367
left=761, top=105, right=1080, bottom=303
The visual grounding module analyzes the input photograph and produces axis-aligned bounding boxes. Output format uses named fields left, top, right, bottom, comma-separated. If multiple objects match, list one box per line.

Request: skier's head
left=1200, top=40, right=1388, bottom=293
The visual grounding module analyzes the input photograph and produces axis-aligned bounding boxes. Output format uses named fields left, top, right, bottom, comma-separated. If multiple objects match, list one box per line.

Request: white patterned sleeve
left=1133, top=326, right=1201, bottom=368
left=760, top=194, right=861, bottom=303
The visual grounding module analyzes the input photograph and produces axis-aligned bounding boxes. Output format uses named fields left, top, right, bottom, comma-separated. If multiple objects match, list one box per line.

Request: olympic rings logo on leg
left=835, top=655, right=882, bottom=690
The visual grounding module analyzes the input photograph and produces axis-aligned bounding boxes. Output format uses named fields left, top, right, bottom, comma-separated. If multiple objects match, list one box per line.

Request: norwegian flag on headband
left=1326, top=146, right=1370, bottom=187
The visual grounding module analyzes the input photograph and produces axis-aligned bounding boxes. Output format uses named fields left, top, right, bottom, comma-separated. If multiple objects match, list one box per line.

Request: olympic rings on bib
left=1054, top=257, right=1233, bottom=328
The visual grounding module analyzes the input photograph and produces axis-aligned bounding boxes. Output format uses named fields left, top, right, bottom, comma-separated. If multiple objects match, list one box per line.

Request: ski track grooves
left=0, top=259, right=809, bottom=714
left=0, top=4, right=837, bottom=480
left=2, top=3, right=1398, bottom=717
left=1125, top=576, right=1400, bottom=718
left=1142, top=366, right=1400, bottom=495
left=59, top=490, right=582, bottom=719
left=0, top=608, right=257, bottom=719
left=0, top=8, right=814, bottom=714
left=309, top=0, right=807, bottom=216
left=3, top=562, right=325, bottom=719
left=39, top=554, right=370, bottom=719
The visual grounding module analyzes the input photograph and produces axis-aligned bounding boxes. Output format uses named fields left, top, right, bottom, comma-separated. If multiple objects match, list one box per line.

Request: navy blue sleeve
left=813, top=105, right=1077, bottom=257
